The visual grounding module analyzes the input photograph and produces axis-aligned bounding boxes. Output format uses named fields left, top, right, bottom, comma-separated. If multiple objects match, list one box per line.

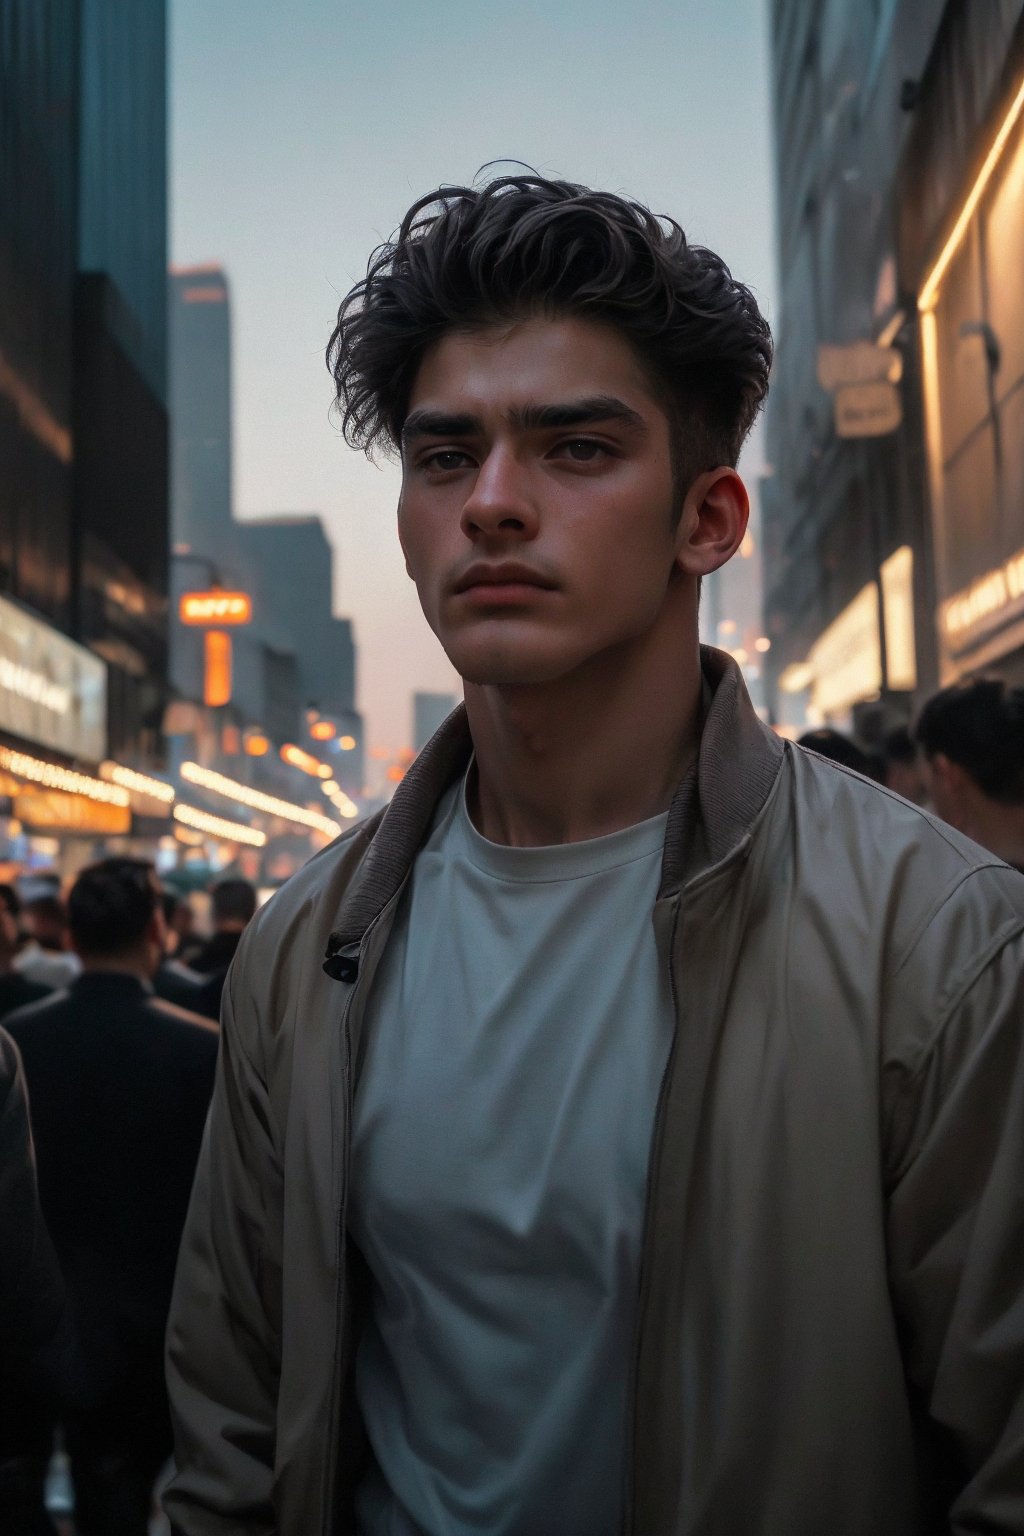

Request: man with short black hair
left=5, top=858, right=217, bottom=1536
left=14, top=891, right=79, bottom=990
left=882, top=724, right=926, bottom=805
left=188, top=878, right=258, bottom=1018
left=167, top=174, right=1024, bottom=1536
left=0, top=886, right=50, bottom=1020
left=914, top=676, right=1024, bottom=870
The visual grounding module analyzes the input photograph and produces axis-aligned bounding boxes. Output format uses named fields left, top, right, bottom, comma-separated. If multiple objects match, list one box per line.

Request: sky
left=170, top=0, right=778, bottom=764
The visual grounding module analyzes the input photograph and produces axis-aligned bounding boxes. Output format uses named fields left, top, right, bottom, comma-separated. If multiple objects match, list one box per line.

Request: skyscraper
left=168, top=265, right=233, bottom=566
left=0, top=0, right=170, bottom=770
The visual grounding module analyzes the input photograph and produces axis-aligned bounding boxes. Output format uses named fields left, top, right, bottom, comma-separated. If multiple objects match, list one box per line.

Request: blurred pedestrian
left=0, top=1027, right=67, bottom=1536
left=4, top=858, right=218, bottom=1536
left=0, top=887, right=51, bottom=1020
left=13, top=892, right=80, bottom=990
left=796, top=726, right=882, bottom=778
left=162, top=889, right=198, bottom=962
left=153, top=891, right=214, bottom=1016
left=914, top=677, right=1024, bottom=871
left=166, top=173, right=1024, bottom=1536
left=187, top=878, right=257, bottom=1018
left=881, top=724, right=926, bottom=805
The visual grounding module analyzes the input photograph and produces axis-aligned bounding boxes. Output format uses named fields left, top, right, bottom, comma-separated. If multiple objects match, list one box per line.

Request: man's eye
left=558, top=439, right=606, bottom=462
left=424, top=450, right=471, bottom=471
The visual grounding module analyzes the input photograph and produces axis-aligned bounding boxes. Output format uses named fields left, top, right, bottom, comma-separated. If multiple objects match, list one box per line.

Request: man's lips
left=452, top=564, right=557, bottom=595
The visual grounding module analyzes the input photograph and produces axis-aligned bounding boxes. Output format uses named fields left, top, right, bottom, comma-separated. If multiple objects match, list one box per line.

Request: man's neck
left=79, top=956, right=151, bottom=983
left=464, top=630, right=704, bottom=847
left=964, top=799, right=1024, bottom=870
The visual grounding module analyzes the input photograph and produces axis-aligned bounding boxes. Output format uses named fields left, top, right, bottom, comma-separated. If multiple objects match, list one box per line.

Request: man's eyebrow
left=510, top=396, right=648, bottom=434
left=401, top=410, right=483, bottom=444
left=400, top=396, right=649, bottom=445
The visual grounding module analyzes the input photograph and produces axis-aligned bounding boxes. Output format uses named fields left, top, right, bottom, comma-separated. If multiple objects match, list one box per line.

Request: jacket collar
left=325, top=646, right=783, bottom=960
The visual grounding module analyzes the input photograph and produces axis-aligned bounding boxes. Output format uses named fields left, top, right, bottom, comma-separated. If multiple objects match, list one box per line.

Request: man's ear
left=931, top=751, right=965, bottom=796
left=674, top=468, right=749, bottom=578
left=396, top=498, right=414, bottom=580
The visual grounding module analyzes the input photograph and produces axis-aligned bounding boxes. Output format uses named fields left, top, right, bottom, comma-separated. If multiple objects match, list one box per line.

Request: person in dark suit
left=0, top=886, right=51, bottom=1021
left=187, top=876, right=257, bottom=1018
left=4, top=857, right=218, bottom=1536
left=0, top=1027, right=66, bottom=1536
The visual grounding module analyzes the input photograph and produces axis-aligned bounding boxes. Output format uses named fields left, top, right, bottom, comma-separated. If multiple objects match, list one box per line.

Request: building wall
left=0, top=0, right=78, bottom=632
left=74, top=0, right=169, bottom=763
left=413, top=691, right=457, bottom=751
left=764, top=0, right=1024, bottom=728
left=77, top=0, right=167, bottom=402
left=237, top=517, right=357, bottom=717
left=0, top=0, right=169, bottom=769
left=168, top=266, right=233, bottom=565
left=763, top=0, right=947, bottom=728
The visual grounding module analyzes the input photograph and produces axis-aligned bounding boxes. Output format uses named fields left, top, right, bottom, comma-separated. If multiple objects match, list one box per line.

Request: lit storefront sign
left=179, top=591, right=252, bottom=625
left=14, top=791, right=131, bottom=837
left=203, top=631, right=233, bottom=707
left=779, top=548, right=916, bottom=719
left=940, top=546, right=1024, bottom=658
left=0, top=594, right=107, bottom=760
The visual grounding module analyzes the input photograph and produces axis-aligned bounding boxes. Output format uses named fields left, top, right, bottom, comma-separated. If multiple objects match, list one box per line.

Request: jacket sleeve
left=884, top=888, right=1024, bottom=1533
left=163, top=944, right=284, bottom=1535
left=0, top=1027, right=65, bottom=1356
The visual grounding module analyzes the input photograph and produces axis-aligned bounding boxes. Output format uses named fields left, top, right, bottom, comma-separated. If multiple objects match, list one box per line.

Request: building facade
left=167, top=266, right=364, bottom=817
left=0, top=0, right=170, bottom=869
left=763, top=0, right=1024, bottom=736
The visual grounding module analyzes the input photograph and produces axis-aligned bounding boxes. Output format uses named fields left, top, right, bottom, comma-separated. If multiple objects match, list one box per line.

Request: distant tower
left=413, top=691, right=457, bottom=751
left=168, top=265, right=233, bottom=566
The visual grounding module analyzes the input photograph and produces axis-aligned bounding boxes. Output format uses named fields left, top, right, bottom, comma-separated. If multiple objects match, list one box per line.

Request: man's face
left=397, top=315, right=686, bottom=688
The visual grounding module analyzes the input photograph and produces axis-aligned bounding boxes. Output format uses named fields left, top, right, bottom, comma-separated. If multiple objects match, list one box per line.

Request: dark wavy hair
left=914, top=677, right=1024, bottom=803
left=326, top=172, right=772, bottom=486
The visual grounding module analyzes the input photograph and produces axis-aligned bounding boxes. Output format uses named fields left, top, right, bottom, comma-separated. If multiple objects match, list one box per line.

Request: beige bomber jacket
left=165, top=649, right=1024, bottom=1536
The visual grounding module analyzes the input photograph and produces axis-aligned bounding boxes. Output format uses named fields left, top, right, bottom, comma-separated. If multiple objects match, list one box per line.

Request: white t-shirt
left=349, top=774, right=674, bottom=1536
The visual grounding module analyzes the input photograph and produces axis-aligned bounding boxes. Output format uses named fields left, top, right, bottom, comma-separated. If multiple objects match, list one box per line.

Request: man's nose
left=460, top=446, right=539, bottom=540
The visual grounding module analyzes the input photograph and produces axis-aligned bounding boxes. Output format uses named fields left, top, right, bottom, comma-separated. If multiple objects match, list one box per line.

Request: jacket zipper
left=321, top=926, right=373, bottom=1536
left=622, top=895, right=682, bottom=1535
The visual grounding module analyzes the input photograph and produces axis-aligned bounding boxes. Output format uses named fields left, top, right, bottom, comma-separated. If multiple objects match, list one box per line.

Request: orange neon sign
left=180, top=591, right=252, bottom=626
left=204, top=631, right=232, bottom=707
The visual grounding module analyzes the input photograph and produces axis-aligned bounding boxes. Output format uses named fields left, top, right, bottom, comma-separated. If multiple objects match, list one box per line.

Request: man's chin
left=446, top=642, right=573, bottom=690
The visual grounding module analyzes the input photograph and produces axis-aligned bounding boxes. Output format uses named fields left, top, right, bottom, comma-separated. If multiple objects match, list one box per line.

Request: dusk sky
left=170, top=0, right=778, bottom=762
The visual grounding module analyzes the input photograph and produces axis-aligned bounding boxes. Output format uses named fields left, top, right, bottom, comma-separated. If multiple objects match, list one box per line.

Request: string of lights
left=320, top=780, right=359, bottom=819
left=0, top=747, right=130, bottom=806
left=173, top=803, right=267, bottom=847
left=180, top=761, right=342, bottom=836
left=100, top=762, right=175, bottom=803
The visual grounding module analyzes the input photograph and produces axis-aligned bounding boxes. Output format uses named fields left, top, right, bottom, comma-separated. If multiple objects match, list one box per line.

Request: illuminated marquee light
left=180, top=761, right=342, bottom=836
left=100, top=762, right=175, bottom=803
left=0, top=747, right=129, bottom=806
left=339, top=735, right=357, bottom=751
left=321, top=781, right=359, bottom=819
left=919, top=74, right=1024, bottom=312
left=310, top=720, right=335, bottom=741
left=179, top=591, right=252, bottom=626
left=173, top=803, right=267, bottom=847
left=280, top=743, right=332, bottom=778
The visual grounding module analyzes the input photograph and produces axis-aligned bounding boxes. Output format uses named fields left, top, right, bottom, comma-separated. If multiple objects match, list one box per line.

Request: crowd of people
left=798, top=675, right=1024, bottom=873
left=0, top=863, right=259, bottom=1534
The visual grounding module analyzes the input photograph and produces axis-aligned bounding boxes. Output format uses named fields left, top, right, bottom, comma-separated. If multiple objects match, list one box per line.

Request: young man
left=165, top=176, right=1024, bottom=1536
left=915, top=676, right=1024, bottom=872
